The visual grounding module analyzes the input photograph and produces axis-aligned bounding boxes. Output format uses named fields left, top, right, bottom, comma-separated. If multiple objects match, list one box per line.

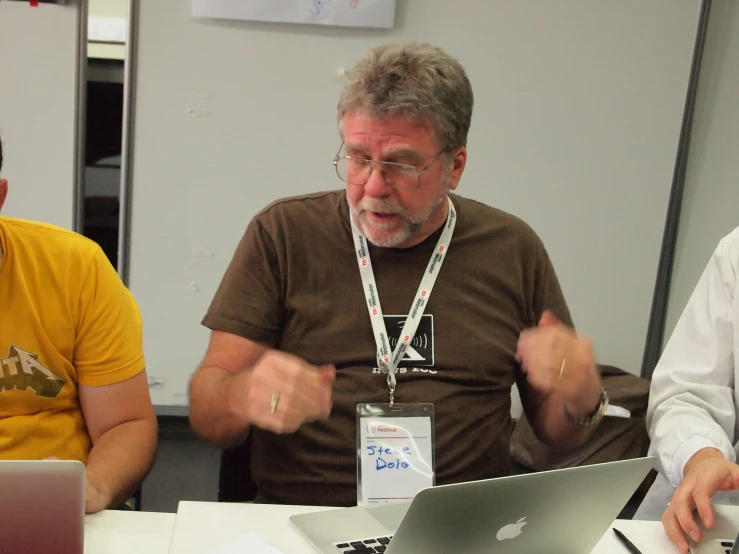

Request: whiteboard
left=664, top=0, right=739, bottom=342
left=0, top=0, right=82, bottom=229
left=192, top=0, right=396, bottom=29
left=129, top=0, right=701, bottom=411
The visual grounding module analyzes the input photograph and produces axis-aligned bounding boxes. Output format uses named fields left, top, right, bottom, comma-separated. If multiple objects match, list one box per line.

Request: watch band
left=563, top=386, right=609, bottom=426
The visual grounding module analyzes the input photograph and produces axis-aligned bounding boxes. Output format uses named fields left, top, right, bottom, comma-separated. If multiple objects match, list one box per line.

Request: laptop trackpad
left=365, top=502, right=412, bottom=531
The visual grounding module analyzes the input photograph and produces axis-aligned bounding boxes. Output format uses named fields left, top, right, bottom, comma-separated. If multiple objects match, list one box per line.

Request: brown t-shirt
left=203, top=190, right=572, bottom=506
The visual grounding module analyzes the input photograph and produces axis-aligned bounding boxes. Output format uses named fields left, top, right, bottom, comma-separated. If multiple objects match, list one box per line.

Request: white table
left=83, top=501, right=739, bottom=553
left=167, top=503, right=335, bottom=553
left=166, top=501, right=682, bottom=553
left=593, top=520, right=680, bottom=553
left=84, top=510, right=175, bottom=554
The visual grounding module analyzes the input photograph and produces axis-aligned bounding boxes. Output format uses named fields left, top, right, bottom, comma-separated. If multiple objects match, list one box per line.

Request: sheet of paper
left=192, top=0, right=396, bottom=29
left=88, top=17, right=127, bottom=43
left=605, top=404, right=631, bottom=418
left=206, top=532, right=285, bottom=554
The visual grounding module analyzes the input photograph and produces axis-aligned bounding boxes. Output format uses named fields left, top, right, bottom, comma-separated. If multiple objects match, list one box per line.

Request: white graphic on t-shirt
left=400, top=344, right=425, bottom=361
left=372, top=366, right=438, bottom=375
left=384, top=314, right=434, bottom=367
left=0, top=345, right=66, bottom=398
left=368, top=316, right=438, bottom=374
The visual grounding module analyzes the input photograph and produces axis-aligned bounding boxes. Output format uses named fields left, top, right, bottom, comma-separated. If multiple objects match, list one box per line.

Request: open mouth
left=367, top=211, right=398, bottom=222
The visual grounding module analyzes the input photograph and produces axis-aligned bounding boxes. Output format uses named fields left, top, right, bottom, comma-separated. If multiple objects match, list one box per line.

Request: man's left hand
left=85, top=476, right=112, bottom=513
left=516, top=310, right=602, bottom=417
left=44, top=456, right=111, bottom=513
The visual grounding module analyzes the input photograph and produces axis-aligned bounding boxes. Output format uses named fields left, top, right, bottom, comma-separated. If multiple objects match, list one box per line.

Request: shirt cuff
left=673, top=436, right=723, bottom=485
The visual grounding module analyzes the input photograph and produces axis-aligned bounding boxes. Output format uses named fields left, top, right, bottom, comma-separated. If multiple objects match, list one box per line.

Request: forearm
left=86, top=418, right=157, bottom=509
left=685, top=447, right=726, bottom=474
left=532, top=392, right=599, bottom=450
left=649, top=401, right=736, bottom=486
left=189, top=366, right=251, bottom=448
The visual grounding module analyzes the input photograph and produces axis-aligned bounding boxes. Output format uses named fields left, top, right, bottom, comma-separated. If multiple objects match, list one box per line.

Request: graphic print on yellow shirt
left=0, top=217, right=146, bottom=463
left=0, top=345, right=66, bottom=398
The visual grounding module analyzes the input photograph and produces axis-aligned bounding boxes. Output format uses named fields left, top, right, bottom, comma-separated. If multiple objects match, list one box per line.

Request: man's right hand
left=227, top=349, right=335, bottom=434
left=662, top=448, right=739, bottom=554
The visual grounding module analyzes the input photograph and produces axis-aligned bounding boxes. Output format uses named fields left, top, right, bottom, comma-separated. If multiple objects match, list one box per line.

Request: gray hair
left=338, top=42, right=473, bottom=151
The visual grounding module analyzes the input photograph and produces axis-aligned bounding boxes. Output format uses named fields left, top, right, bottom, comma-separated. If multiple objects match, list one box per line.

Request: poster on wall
left=192, top=0, right=396, bottom=29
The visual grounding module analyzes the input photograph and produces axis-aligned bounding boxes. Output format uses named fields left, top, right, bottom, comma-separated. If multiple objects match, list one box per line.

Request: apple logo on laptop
left=496, top=517, right=527, bottom=541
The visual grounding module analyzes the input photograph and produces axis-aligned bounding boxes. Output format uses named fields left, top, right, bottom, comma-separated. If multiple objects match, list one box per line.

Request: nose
left=362, top=162, right=393, bottom=198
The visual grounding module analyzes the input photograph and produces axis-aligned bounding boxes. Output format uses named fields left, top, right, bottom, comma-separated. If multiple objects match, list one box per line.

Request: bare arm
left=78, top=370, right=158, bottom=513
left=189, top=331, right=335, bottom=449
left=189, top=331, right=269, bottom=448
left=518, top=380, right=600, bottom=450
left=517, top=311, right=603, bottom=450
left=661, top=448, right=739, bottom=554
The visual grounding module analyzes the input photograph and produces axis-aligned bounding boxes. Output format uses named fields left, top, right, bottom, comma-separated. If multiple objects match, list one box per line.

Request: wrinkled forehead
left=340, top=112, right=439, bottom=155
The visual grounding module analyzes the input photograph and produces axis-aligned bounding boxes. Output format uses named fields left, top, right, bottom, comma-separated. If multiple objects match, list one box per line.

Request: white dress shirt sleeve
left=647, top=231, right=738, bottom=488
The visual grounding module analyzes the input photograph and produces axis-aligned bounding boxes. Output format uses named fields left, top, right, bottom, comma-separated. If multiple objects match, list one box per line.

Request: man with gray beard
left=189, top=42, right=607, bottom=506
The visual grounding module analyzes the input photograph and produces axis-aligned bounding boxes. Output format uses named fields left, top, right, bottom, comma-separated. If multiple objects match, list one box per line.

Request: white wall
left=0, top=1, right=81, bottom=229
left=664, top=0, right=739, bottom=342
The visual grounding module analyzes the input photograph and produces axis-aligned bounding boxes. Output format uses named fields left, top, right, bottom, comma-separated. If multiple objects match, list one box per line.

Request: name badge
left=356, top=403, right=435, bottom=505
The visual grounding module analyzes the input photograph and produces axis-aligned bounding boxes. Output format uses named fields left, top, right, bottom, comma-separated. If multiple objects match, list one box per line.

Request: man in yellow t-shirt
left=0, top=136, right=157, bottom=513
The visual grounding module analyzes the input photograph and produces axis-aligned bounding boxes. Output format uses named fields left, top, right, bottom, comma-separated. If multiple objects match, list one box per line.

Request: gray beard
left=348, top=180, right=450, bottom=248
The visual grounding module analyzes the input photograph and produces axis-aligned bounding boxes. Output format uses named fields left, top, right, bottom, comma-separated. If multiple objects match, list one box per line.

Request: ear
left=0, top=179, right=7, bottom=212
left=447, top=147, right=467, bottom=191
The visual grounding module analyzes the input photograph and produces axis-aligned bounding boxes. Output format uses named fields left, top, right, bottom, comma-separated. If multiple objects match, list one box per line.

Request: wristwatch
left=563, top=386, right=609, bottom=426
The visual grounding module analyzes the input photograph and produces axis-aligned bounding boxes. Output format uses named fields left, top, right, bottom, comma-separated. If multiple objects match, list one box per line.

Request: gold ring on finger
left=269, top=392, right=280, bottom=415
left=558, top=359, right=566, bottom=380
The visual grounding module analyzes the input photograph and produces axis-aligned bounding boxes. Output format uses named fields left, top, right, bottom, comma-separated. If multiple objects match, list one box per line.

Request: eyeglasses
left=333, top=142, right=450, bottom=191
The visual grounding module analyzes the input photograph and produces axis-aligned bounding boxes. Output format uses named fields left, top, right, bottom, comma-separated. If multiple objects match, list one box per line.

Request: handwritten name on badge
left=366, top=445, right=412, bottom=471
left=359, top=413, right=434, bottom=504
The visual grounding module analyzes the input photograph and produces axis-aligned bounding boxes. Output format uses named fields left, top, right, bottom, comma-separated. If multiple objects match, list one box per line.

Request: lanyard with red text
left=351, top=197, right=456, bottom=405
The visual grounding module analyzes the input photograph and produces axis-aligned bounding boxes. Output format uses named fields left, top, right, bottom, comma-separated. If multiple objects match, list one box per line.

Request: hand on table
left=43, top=456, right=111, bottom=513
left=662, top=448, right=739, bottom=554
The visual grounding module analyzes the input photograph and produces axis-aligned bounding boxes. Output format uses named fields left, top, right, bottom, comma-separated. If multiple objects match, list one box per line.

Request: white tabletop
left=168, top=502, right=335, bottom=554
left=85, top=510, right=175, bottom=554
left=165, top=501, right=682, bottom=554
left=593, top=520, right=680, bottom=553
left=84, top=501, right=739, bottom=553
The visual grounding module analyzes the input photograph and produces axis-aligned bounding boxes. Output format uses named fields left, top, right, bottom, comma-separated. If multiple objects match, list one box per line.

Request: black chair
left=111, top=486, right=142, bottom=511
left=218, top=432, right=258, bottom=502
left=132, top=486, right=143, bottom=511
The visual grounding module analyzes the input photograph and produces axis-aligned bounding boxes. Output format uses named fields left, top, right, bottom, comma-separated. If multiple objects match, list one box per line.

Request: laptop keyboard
left=333, top=535, right=393, bottom=553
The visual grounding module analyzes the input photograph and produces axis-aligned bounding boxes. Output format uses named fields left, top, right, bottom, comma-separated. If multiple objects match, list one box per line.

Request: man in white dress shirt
left=647, top=226, right=739, bottom=554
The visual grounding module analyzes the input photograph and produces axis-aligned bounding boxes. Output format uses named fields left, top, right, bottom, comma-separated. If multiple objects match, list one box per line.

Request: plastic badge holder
left=356, top=402, right=435, bottom=506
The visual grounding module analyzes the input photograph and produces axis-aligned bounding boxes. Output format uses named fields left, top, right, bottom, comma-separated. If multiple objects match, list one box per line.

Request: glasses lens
left=383, top=163, right=419, bottom=190
left=336, top=157, right=371, bottom=185
left=335, top=157, right=420, bottom=190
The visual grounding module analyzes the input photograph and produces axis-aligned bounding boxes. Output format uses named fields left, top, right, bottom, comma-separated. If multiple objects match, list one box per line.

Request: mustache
left=355, top=198, right=405, bottom=215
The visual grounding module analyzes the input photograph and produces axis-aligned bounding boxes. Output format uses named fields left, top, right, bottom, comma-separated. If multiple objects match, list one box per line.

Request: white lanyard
left=351, top=197, right=457, bottom=403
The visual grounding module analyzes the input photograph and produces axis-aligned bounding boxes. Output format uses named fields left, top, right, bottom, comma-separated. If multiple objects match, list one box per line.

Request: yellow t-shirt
left=0, top=217, right=146, bottom=462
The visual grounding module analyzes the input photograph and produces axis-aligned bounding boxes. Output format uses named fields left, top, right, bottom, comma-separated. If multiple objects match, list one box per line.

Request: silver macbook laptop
left=290, top=457, right=655, bottom=554
left=0, top=460, right=86, bottom=554
left=689, top=505, right=739, bottom=554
